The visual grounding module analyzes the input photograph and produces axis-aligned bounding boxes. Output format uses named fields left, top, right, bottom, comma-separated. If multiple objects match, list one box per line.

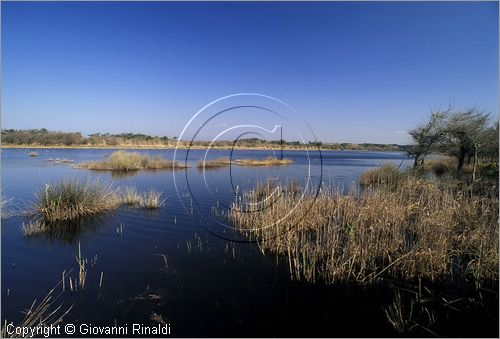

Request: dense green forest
left=1, top=128, right=409, bottom=151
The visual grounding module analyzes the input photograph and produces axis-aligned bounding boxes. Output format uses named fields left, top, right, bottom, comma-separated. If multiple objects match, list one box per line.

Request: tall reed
left=229, top=176, right=499, bottom=284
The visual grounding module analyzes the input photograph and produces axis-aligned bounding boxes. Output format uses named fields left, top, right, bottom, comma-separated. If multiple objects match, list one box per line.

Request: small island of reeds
left=234, top=156, right=293, bottom=166
left=80, top=150, right=189, bottom=171
left=197, top=156, right=294, bottom=169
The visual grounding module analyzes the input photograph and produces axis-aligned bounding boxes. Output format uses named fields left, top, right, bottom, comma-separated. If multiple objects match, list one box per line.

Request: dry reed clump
left=234, top=156, right=293, bottom=166
left=33, top=179, right=121, bottom=223
left=120, top=186, right=164, bottom=209
left=359, top=163, right=402, bottom=187
left=197, top=157, right=232, bottom=169
left=121, top=186, right=143, bottom=205
left=80, top=151, right=188, bottom=171
left=28, top=151, right=39, bottom=157
left=139, top=190, right=164, bottom=209
left=229, top=177, right=499, bottom=284
left=1, top=275, right=73, bottom=338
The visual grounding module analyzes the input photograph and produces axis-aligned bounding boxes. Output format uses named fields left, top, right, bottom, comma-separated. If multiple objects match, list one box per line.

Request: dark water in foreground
left=1, top=149, right=497, bottom=337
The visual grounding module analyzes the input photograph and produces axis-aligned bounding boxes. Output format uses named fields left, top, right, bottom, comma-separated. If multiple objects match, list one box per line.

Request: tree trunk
left=457, top=147, right=466, bottom=172
left=472, top=145, right=478, bottom=181
left=413, top=154, right=420, bottom=169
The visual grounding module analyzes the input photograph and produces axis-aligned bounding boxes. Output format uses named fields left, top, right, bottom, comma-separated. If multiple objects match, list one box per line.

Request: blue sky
left=2, top=1, right=498, bottom=144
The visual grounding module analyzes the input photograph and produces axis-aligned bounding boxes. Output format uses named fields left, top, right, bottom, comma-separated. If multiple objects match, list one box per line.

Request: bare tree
left=442, top=108, right=490, bottom=179
left=407, top=106, right=451, bottom=169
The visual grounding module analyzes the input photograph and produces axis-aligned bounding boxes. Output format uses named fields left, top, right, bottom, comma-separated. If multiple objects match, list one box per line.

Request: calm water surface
left=4, top=148, right=477, bottom=337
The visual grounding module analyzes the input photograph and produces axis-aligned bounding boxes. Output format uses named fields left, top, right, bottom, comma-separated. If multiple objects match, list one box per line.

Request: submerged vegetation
left=80, top=151, right=189, bottom=171
left=229, top=170, right=499, bottom=285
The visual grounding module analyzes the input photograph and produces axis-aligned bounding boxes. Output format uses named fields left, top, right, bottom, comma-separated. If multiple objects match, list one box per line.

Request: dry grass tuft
left=80, top=151, right=188, bottom=171
left=138, top=189, right=164, bottom=209
left=33, top=179, right=121, bottom=223
left=121, top=186, right=164, bottom=209
left=121, top=186, right=143, bottom=205
left=229, top=176, right=498, bottom=284
left=234, top=156, right=293, bottom=166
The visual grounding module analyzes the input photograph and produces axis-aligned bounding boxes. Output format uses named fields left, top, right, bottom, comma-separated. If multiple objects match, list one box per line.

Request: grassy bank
left=229, top=171, right=499, bottom=285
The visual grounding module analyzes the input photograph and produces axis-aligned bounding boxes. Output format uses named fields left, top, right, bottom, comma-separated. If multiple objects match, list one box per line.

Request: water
left=3, top=148, right=494, bottom=337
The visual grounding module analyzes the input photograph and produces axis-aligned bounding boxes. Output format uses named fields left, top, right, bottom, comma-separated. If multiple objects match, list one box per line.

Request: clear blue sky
left=2, top=1, right=498, bottom=144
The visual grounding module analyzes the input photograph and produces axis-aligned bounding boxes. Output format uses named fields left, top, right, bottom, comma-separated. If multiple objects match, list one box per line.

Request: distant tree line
left=407, top=106, right=499, bottom=180
left=1, top=128, right=410, bottom=151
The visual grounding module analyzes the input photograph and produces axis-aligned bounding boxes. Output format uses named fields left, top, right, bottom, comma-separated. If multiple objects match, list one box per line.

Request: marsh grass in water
left=33, top=179, right=121, bottom=223
left=229, top=174, right=498, bottom=284
left=22, top=181, right=166, bottom=238
left=234, top=156, right=293, bottom=166
left=197, top=157, right=232, bottom=169
left=27, top=151, right=39, bottom=157
left=197, top=156, right=293, bottom=169
left=121, top=186, right=165, bottom=209
left=80, top=150, right=188, bottom=171
left=1, top=273, right=73, bottom=338
left=1, top=194, right=13, bottom=219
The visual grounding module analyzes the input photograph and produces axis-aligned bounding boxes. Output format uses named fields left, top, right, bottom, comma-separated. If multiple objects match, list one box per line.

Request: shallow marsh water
left=1, top=148, right=497, bottom=337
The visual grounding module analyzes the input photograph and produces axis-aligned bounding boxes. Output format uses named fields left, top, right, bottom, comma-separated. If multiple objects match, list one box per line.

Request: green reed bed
left=80, top=150, right=189, bottom=171
left=229, top=176, right=499, bottom=285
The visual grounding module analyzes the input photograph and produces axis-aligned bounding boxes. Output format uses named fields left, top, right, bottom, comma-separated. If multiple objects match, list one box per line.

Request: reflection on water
left=3, top=148, right=496, bottom=337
